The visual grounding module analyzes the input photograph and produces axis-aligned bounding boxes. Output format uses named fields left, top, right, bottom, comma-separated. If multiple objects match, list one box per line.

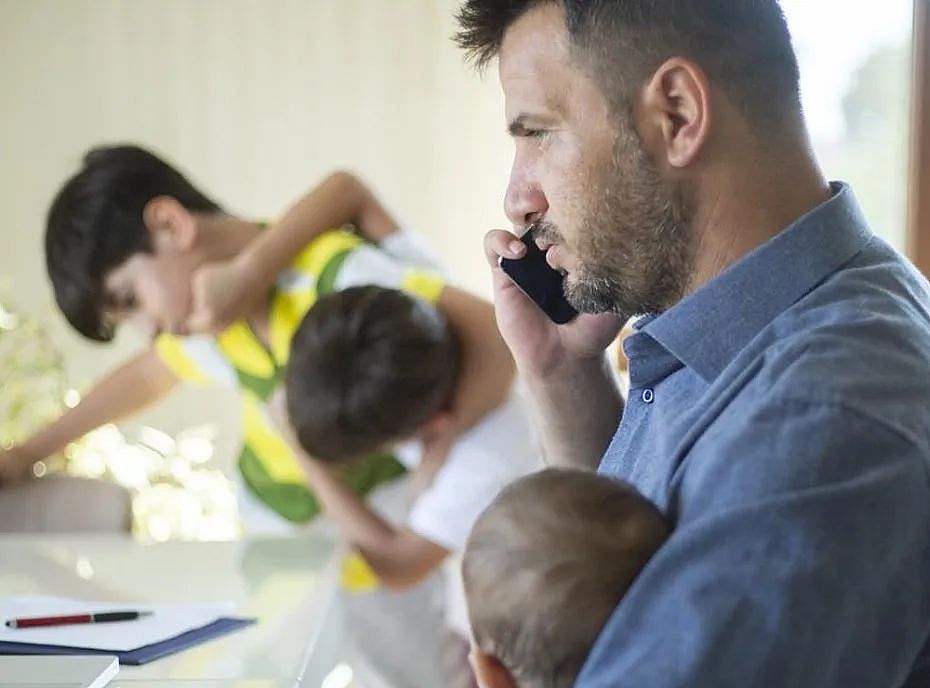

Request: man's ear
left=638, top=56, right=713, bottom=169
left=470, top=649, right=519, bottom=688
left=142, top=196, right=198, bottom=251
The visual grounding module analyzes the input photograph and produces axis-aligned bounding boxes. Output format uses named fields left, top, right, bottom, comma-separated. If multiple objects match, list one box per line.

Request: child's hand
left=267, top=386, right=322, bottom=467
left=0, top=446, right=38, bottom=485
left=267, top=387, right=297, bottom=446
left=267, top=387, right=337, bottom=480
left=411, top=422, right=457, bottom=492
left=185, top=257, right=261, bottom=335
left=420, top=430, right=454, bottom=473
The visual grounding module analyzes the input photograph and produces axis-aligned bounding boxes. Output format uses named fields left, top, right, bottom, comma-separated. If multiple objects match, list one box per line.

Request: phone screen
left=499, top=230, right=578, bottom=324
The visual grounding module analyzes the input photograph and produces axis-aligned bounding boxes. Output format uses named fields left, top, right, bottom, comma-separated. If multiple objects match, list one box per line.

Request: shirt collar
left=642, top=182, right=873, bottom=383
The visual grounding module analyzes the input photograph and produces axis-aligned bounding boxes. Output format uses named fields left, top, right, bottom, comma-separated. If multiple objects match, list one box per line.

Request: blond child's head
left=463, top=467, right=668, bottom=688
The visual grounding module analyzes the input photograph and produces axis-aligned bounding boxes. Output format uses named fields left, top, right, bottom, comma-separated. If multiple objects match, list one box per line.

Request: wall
left=0, top=0, right=510, bottom=472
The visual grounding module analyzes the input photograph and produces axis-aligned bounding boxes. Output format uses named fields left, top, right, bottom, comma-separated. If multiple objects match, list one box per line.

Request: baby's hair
left=463, top=467, right=668, bottom=688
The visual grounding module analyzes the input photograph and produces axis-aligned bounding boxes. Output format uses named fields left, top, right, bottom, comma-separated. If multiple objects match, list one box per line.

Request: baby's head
left=463, top=468, right=668, bottom=688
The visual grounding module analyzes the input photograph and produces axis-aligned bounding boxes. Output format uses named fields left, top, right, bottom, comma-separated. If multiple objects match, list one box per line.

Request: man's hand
left=0, top=446, right=39, bottom=485
left=185, top=257, right=262, bottom=335
left=485, top=229, right=624, bottom=470
left=485, top=229, right=623, bottom=379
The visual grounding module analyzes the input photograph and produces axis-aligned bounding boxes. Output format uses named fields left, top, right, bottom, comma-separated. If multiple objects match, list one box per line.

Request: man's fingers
left=484, top=229, right=526, bottom=269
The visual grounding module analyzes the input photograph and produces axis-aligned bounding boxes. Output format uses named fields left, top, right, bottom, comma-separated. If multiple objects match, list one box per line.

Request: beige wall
left=0, top=0, right=510, bottom=472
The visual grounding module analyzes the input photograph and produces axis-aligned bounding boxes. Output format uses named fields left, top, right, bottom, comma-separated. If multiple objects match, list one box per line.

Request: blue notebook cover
left=0, top=616, right=255, bottom=665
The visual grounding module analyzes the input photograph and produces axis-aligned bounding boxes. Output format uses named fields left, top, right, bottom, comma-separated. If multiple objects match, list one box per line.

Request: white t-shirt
left=394, top=388, right=544, bottom=637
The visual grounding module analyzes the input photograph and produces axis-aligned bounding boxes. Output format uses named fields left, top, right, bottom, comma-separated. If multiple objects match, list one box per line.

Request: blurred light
left=0, top=298, right=240, bottom=542
left=0, top=305, right=19, bottom=330
left=321, top=664, right=355, bottom=688
left=63, top=389, right=81, bottom=408
left=138, top=426, right=175, bottom=455
left=167, top=457, right=192, bottom=482
left=75, top=556, right=94, bottom=580
left=148, top=515, right=172, bottom=543
left=176, top=436, right=214, bottom=464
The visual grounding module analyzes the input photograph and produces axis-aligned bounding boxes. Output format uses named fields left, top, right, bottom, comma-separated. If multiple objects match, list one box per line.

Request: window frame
left=907, top=0, right=930, bottom=275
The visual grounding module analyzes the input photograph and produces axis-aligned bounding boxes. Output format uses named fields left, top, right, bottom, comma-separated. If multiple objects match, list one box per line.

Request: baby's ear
left=470, top=649, right=519, bottom=688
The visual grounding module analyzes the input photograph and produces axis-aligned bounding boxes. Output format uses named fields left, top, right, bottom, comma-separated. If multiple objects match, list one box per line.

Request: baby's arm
left=0, top=348, right=179, bottom=483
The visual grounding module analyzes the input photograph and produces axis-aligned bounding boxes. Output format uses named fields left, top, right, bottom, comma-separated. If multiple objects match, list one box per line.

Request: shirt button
left=641, top=388, right=655, bottom=404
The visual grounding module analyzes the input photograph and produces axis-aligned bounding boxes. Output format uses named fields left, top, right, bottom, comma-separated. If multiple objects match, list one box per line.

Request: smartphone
left=499, top=230, right=578, bottom=324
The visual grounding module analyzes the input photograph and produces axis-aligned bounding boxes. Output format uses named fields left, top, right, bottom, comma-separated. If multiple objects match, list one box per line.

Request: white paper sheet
left=0, top=596, right=236, bottom=651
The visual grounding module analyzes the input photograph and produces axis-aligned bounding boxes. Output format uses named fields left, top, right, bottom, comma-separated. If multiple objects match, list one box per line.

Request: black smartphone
left=499, top=230, right=579, bottom=324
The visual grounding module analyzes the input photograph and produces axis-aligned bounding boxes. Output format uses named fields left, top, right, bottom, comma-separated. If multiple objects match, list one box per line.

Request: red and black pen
left=4, top=610, right=153, bottom=629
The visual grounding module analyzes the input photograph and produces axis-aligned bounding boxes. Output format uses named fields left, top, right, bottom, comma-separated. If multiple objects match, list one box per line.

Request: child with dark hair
left=286, top=286, right=462, bottom=464
left=272, top=283, right=543, bottom=672
left=1, top=144, right=518, bottom=532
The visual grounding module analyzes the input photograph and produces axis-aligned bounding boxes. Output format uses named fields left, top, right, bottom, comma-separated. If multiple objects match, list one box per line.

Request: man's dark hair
left=285, top=286, right=461, bottom=463
left=455, top=0, right=801, bottom=128
left=45, top=144, right=222, bottom=342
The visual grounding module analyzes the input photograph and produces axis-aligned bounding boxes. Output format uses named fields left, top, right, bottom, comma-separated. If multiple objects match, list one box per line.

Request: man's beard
left=534, top=121, right=694, bottom=322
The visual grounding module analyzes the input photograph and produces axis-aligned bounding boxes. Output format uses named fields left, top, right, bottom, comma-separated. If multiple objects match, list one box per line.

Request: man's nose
left=504, top=176, right=548, bottom=231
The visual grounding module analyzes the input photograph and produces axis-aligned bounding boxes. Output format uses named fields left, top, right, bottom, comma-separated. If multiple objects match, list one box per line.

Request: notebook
left=0, top=597, right=255, bottom=665
left=0, top=655, right=118, bottom=687
left=0, top=617, right=255, bottom=666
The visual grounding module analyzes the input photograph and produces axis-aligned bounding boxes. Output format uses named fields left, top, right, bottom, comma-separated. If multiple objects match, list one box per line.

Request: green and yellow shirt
left=155, top=229, right=445, bottom=524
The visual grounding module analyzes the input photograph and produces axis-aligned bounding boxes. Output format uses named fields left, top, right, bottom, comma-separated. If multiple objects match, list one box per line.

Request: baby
left=463, top=467, right=668, bottom=688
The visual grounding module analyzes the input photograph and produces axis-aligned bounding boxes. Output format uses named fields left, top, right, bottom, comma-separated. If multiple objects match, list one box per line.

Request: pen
left=4, top=610, right=153, bottom=628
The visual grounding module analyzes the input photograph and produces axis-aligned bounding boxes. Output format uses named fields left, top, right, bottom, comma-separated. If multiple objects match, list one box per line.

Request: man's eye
left=121, top=293, right=138, bottom=310
left=526, top=129, right=546, bottom=139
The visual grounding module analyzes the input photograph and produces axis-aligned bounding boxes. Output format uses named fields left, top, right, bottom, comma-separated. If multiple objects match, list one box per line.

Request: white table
left=0, top=534, right=347, bottom=687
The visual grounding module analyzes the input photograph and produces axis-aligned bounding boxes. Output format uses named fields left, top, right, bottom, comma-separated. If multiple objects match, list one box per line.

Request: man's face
left=102, top=244, right=196, bottom=340
left=499, top=3, right=693, bottom=320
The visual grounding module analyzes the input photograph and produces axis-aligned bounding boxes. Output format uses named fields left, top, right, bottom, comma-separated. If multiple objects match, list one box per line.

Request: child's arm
left=302, top=456, right=449, bottom=589
left=421, top=287, right=517, bottom=465
left=0, top=348, right=179, bottom=483
left=270, top=391, right=449, bottom=590
left=186, top=172, right=400, bottom=334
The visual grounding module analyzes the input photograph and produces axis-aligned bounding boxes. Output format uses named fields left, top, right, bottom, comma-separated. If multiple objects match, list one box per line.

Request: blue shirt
left=579, top=184, right=930, bottom=688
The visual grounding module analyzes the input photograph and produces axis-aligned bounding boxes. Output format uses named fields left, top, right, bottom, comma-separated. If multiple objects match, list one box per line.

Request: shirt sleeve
left=153, top=333, right=207, bottom=384
left=333, top=243, right=445, bottom=304
left=378, top=229, right=446, bottom=275
left=579, top=397, right=930, bottom=688
left=407, top=444, right=504, bottom=552
left=407, top=395, right=543, bottom=552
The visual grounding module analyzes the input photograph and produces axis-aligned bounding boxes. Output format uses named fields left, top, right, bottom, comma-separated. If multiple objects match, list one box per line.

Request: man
left=455, top=1, right=930, bottom=686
